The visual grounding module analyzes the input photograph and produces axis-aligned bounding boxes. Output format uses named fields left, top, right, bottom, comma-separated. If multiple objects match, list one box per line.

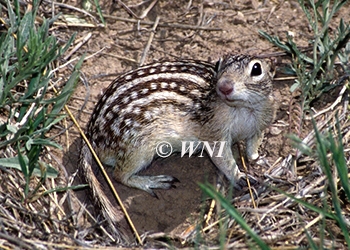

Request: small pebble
left=233, top=12, right=246, bottom=25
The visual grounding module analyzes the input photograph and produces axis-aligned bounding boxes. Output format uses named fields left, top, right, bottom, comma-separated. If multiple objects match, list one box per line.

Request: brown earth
left=45, top=0, right=349, bottom=247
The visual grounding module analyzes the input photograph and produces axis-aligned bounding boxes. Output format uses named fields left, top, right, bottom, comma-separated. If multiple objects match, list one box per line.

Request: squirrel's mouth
left=218, top=92, right=245, bottom=104
left=219, top=90, right=263, bottom=106
left=222, top=97, right=245, bottom=106
left=222, top=96, right=260, bottom=108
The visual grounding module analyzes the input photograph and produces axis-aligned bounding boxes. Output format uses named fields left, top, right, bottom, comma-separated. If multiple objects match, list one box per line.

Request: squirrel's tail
left=79, top=141, right=129, bottom=243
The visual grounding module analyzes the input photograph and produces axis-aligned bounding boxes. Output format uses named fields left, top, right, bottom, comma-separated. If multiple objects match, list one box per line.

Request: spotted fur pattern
left=87, top=60, right=216, bottom=159
left=79, top=54, right=276, bottom=233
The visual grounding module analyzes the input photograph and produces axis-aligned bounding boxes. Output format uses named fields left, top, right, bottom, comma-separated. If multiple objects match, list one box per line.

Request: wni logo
left=181, top=141, right=226, bottom=158
left=155, top=141, right=226, bottom=158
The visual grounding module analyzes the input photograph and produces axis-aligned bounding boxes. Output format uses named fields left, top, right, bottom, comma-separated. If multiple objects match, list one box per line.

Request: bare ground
left=1, top=0, right=349, bottom=248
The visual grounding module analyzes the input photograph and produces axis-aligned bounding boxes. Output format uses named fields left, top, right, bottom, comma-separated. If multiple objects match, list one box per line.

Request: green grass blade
left=269, top=185, right=337, bottom=221
left=93, top=0, right=105, bottom=25
left=331, top=116, right=350, bottom=200
left=312, top=119, right=350, bottom=247
left=45, top=55, right=84, bottom=126
left=0, top=157, right=58, bottom=178
left=199, top=183, right=270, bottom=249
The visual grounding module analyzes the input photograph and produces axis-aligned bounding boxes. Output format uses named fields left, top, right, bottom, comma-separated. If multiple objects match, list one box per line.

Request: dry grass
left=0, top=0, right=349, bottom=249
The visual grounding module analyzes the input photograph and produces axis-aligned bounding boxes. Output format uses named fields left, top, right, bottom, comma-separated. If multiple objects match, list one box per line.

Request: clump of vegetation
left=197, top=0, right=350, bottom=248
left=260, top=0, right=350, bottom=112
left=0, top=0, right=81, bottom=199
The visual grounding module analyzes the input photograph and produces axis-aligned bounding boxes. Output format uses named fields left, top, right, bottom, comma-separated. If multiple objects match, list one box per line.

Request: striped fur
left=79, top=54, right=276, bottom=235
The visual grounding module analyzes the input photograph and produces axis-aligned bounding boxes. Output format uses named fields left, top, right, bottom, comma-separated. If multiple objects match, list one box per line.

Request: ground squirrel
left=79, top=54, right=275, bottom=228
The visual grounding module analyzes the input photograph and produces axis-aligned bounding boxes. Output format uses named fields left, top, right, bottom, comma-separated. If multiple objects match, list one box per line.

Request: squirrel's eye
left=251, top=62, right=262, bottom=76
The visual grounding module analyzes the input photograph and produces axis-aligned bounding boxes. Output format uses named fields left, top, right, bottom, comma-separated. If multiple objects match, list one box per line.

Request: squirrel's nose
left=218, top=84, right=233, bottom=96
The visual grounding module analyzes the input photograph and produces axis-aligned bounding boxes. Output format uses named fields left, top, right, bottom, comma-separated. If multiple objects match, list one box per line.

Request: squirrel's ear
left=269, top=57, right=277, bottom=78
left=215, top=58, right=223, bottom=72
